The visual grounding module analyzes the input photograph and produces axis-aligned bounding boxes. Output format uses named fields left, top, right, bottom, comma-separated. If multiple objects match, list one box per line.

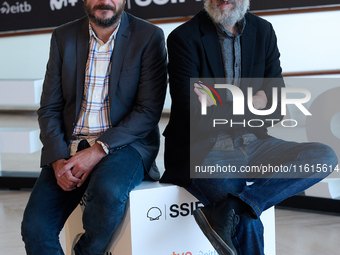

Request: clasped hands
left=52, top=143, right=107, bottom=191
left=193, top=82, right=267, bottom=110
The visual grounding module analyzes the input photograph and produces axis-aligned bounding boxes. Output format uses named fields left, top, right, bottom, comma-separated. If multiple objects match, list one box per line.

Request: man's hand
left=252, top=90, right=267, bottom=110
left=194, top=83, right=216, bottom=107
left=58, top=143, right=107, bottom=188
left=52, top=159, right=81, bottom=191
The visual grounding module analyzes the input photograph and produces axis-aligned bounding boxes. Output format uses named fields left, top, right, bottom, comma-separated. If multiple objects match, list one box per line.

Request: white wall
left=0, top=34, right=51, bottom=80
left=160, top=11, right=340, bottom=109
left=0, top=11, right=339, bottom=85
left=263, top=10, right=340, bottom=73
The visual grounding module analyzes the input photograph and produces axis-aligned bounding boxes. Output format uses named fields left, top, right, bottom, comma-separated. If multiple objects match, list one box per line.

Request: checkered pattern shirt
left=69, top=23, right=120, bottom=156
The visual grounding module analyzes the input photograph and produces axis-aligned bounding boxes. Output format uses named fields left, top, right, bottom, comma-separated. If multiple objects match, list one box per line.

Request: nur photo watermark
left=190, top=77, right=340, bottom=179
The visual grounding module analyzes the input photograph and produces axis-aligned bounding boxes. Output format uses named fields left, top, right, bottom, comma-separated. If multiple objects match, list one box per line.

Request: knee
left=82, top=186, right=129, bottom=232
left=300, top=143, right=338, bottom=166
left=314, top=143, right=338, bottom=167
left=21, top=211, right=39, bottom=244
left=86, top=185, right=128, bottom=211
left=22, top=210, right=63, bottom=254
left=21, top=210, right=51, bottom=244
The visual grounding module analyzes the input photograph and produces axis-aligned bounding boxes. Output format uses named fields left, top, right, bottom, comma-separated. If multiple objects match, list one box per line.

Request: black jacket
left=160, top=10, right=284, bottom=186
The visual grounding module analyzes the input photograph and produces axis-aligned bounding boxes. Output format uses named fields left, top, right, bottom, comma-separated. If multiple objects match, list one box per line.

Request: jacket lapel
left=75, top=18, right=90, bottom=121
left=108, top=12, right=131, bottom=109
left=241, top=14, right=257, bottom=78
left=199, top=11, right=225, bottom=78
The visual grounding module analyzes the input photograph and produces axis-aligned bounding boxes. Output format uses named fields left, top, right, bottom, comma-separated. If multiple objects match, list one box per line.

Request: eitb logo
left=0, top=1, right=32, bottom=14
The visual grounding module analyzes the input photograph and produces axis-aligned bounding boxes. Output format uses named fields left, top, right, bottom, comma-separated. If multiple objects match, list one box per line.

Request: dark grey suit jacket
left=160, top=10, right=284, bottom=186
left=38, top=12, right=167, bottom=180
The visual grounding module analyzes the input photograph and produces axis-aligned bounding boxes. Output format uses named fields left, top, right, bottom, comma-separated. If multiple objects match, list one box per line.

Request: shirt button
left=210, top=138, right=216, bottom=143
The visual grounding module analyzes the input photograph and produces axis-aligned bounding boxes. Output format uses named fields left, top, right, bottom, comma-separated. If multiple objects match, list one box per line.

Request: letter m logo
left=50, top=0, right=67, bottom=11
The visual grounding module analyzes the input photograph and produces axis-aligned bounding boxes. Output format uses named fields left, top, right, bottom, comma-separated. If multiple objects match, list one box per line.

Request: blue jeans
left=21, top=145, right=144, bottom=255
left=186, top=137, right=338, bottom=255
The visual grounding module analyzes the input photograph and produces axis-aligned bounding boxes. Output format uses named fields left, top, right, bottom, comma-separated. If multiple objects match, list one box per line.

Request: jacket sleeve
left=38, top=30, right=70, bottom=167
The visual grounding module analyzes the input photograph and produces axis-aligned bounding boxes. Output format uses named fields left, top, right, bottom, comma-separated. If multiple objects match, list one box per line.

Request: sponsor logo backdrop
left=1, top=0, right=340, bottom=34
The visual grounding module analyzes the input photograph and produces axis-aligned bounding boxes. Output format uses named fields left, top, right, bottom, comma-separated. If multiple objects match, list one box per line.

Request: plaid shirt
left=70, top=23, right=120, bottom=156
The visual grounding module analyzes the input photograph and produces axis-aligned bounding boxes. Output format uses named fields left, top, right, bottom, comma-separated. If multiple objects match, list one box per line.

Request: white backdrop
left=1, top=10, right=339, bottom=111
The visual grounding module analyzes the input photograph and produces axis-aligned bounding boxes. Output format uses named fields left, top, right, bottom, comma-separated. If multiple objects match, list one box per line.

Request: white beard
left=205, top=0, right=250, bottom=27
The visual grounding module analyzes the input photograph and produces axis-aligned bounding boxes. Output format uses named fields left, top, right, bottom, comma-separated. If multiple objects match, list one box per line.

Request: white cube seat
left=65, top=181, right=276, bottom=255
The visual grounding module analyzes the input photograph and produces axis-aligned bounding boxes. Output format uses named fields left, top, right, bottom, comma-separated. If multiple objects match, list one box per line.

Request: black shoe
left=193, top=199, right=240, bottom=255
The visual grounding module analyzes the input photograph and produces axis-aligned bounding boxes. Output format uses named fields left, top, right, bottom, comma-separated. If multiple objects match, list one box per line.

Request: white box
left=305, top=178, right=340, bottom=199
left=0, top=128, right=41, bottom=153
left=0, top=79, right=43, bottom=106
left=65, top=182, right=276, bottom=255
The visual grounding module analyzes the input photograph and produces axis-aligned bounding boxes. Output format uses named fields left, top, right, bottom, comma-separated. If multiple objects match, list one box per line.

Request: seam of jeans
left=237, top=147, right=249, bottom=164
left=125, top=158, right=144, bottom=200
left=237, top=194, right=261, bottom=218
left=238, top=170, right=279, bottom=218
left=191, top=180, right=211, bottom=205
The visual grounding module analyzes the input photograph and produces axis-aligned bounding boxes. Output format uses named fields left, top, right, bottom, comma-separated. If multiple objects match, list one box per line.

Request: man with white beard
left=160, top=0, right=338, bottom=254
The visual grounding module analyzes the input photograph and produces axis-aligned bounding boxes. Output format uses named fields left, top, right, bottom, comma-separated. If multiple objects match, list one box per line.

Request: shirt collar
left=88, top=22, right=121, bottom=46
left=215, top=17, right=246, bottom=38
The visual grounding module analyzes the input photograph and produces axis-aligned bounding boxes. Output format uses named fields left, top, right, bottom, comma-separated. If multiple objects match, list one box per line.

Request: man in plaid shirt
left=21, top=0, right=167, bottom=254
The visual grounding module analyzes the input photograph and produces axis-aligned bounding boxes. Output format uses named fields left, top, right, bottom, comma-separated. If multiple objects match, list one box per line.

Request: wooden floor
left=275, top=209, right=340, bottom=255
left=0, top=189, right=66, bottom=255
left=0, top=189, right=339, bottom=255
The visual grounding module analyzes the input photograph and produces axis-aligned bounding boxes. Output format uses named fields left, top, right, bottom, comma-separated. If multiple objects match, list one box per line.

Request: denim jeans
left=21, top=145, right=144, bottom=255
left=185, top=137, right=338, bottom=255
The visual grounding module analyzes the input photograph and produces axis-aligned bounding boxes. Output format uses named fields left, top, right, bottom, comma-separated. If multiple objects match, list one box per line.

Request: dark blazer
left=38, top=12, right=167, bottom=180
left=160, top=10, right=284, bottom=186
